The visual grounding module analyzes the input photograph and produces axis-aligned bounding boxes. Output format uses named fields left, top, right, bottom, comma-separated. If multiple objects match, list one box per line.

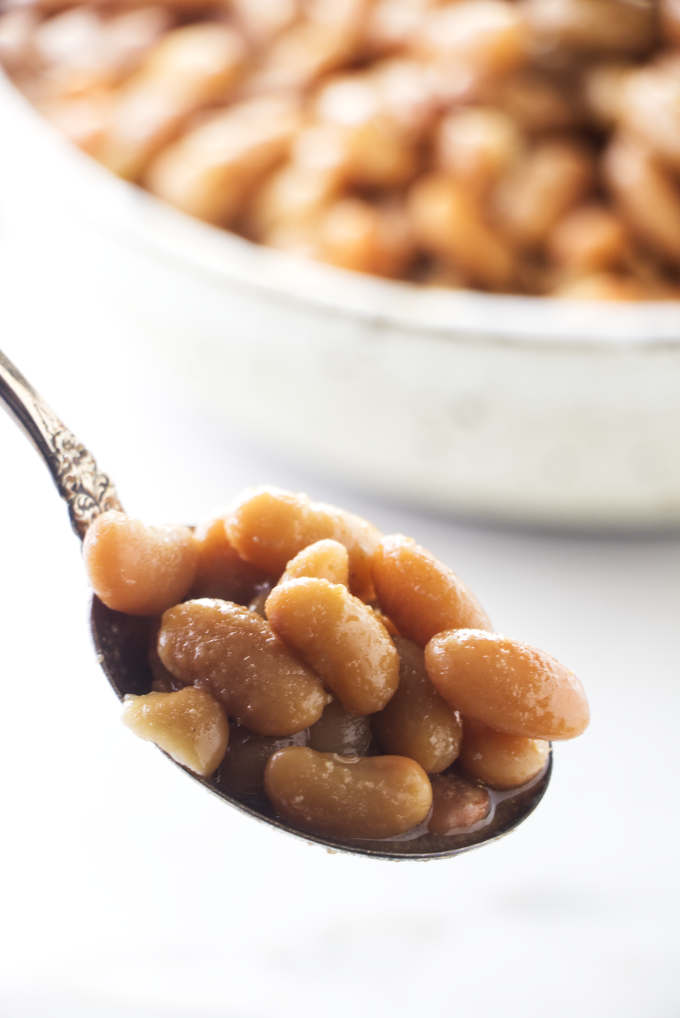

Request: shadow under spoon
left=0, top=349, right=551, bottom=860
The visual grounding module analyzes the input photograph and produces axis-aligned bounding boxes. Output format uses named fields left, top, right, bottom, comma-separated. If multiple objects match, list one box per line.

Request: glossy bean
left=372, top=636, right=462, bottom=772
left=372, top=534, right=491, bottom=646
left=122, top=686, right=229, bottom=777
left=218, top=726, right=308, bottom=800
left=191, top=515, right=268, bottom=603
left=226, top=487, right=380, bottom=599
left=158, top=599, right=329, bottom=735
left=83, top=510, right=197, bottom=616
left=604, top=134, right=680, bottom=264
left=99, top=23, right=246, bottom=179
left=265, top=747, right=433, bottom=839
left=428, top=772, right=491, bottom=834
left=459, top=717, right=550, bottom=789
left=308, top=699, right=372, bottom=755
left=266, top=578, right=399, bottom=715
left=280, top=539, right=350, bottom=586
left=425, top=629, right=590, bottom=740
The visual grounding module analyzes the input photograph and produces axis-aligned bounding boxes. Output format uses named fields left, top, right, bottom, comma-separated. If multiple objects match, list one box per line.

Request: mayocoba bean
left=158, top=598, right=329, bottom=735
left=83, top=510, right=198, bottom=616
left=280, top=538, right=350, bottom=586
left=122, top=686, right=229, bottom=777
left=425, top=629, right=590, bottom=740
left=191, top=515, right=268, bottom=603
left=372, top=636, right=462, bottom=773
left=217, top=726, right=308, bottom=800
left=308, top=698, right=372, bottom=755
left=266, top=577, right=399, bottom=714
left=264, top=746, right=433, bottom=839
left=226, top=487, right=380, bottom=599
left=428, top=773, right=491, bottom=835
left=459, top=717, right=550, bottom=789
left=372, top=534, right=491, bottom=645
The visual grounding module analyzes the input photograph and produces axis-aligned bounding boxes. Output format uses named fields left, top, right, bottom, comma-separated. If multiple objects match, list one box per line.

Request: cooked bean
left=493, top=139, right=595, bottom=248
left=580, top=61, right=632, bottom=126
left=370, top=57, right=448, bottom=136
left=122, top=686, right=229, bottom=777
left=83, top=510, right=198, bottom=615
left=661, top=0, right=680, bottom=44
left=555, top=272, right=680, bottom=301
left=242, top=9, right=365, bottom=97
left=372, top=534, right=491, bottom=646
left=8, top=0, right=680, bottom=299
left=314, top=73, right=419, bottom=186
left=372, top=636, right=462, bottom=773
left=33, top=6, right=169, bottom=95
left=409, top=173, right=515, bottom=289
left=425, top=629, right=590, bottom=740
left=436, top=107, right=522, bottom=195
left=98, top=23, right=246, bottom=179
left=217, top=726, right=308, bottom=800
left=31, top=8, right=107, bottom=89
left=266, top=578, right=399, bottom=714
left=247, top=162, right=342, bottom=236
left=522, top=0, right=658, bottom=55
left=428, top=773, right=491, bottom=835
left=191, top=515, right=268, bottom=603
left=158, top=599, right=329, bottom=735
left=549, top=204, right=628, bottom=272
left=416, top=1, right=527, bottom=78
left=366, top=0, right=441, bottom=54
left=291, top=121, right=353, bottom=175
left=267, top=193, right=411, bottom=275
left=308, top=699, right=372, bottom=755
left=604, top=134, right=680, bottom=264
left=314, top=198, right=412, bottom=277
left=459, top=717, right=550, bottom=789
left=0, top=9, right=38, bottom=75
left=231, top=0, right=297, bottom=46
left=264, top=747, right=433, bottom=839
left=344, top=116, right=418, bottom=188
left=281, top=539, right=350, bottom=586
left=487, top=69, right=582, bottom=133
left=226, top=487, right=380, bottom=599
left=39, top=91, right=113, bottom=155
left=620, top=64, right=680, bottom=171
left=145, top=95, right=301, bottom=225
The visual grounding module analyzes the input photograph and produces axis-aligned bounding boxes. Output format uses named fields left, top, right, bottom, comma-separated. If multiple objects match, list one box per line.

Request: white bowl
left=2, top=72, right=680, bottom=528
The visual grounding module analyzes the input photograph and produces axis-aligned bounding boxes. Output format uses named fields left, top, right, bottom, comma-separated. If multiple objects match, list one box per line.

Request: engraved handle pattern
left=0, top=351, right=122, bottom=539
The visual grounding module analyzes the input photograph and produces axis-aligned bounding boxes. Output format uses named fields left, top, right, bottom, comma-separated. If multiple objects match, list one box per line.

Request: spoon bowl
left=2, top=348, right=551, bottom=860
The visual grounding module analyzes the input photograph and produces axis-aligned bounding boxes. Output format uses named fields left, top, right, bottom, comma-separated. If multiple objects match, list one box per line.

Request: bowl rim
left=2, top=68, right=680, bottom=350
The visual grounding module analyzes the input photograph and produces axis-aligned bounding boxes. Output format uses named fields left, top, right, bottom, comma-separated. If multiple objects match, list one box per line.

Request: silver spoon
left=0, top=349, right=551, bottom=859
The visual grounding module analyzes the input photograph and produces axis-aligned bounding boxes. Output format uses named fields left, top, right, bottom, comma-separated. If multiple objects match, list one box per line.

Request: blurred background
left=1, top=1, right=680, bottom=1015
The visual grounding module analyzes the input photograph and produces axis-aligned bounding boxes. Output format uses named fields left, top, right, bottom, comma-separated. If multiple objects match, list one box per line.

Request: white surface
left=2, top=74, right=680, bottom=527
left=1, top=306, right=679, bottom=1018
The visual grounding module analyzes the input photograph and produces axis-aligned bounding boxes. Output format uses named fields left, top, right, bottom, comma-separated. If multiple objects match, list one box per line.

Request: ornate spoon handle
left=0, top=350, right=122, bottom=539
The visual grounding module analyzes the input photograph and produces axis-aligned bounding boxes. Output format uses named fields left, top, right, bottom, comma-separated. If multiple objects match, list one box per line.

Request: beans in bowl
left=83, top=487, right=590, bottom=845
left=1, top=0, right=679, bottom=299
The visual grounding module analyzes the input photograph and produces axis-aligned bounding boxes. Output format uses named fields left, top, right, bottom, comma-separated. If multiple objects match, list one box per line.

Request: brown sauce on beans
left=85, top=488, right=587, bottom=850
left=4, top=0, right=680, bottom=298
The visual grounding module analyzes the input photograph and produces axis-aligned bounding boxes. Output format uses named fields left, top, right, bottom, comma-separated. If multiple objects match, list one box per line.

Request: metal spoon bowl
left=1, top=349, right=551, bottom=860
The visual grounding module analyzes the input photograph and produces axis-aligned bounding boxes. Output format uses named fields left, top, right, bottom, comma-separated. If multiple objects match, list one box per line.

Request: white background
left=1, top=235, right=679, bottom=1018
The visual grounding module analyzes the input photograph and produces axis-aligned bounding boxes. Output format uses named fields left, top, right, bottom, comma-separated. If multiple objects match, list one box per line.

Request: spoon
left=0, top=349, right=551, bottom=859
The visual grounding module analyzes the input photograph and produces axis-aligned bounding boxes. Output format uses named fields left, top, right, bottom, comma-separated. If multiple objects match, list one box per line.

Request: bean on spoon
left=0, top=349, right=554, bottom=859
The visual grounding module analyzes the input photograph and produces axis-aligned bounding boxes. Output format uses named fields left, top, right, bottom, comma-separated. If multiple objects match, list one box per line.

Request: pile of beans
left=83, top=487, right=589, bottom=842
left=1, top=0, right=680, bottom=299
